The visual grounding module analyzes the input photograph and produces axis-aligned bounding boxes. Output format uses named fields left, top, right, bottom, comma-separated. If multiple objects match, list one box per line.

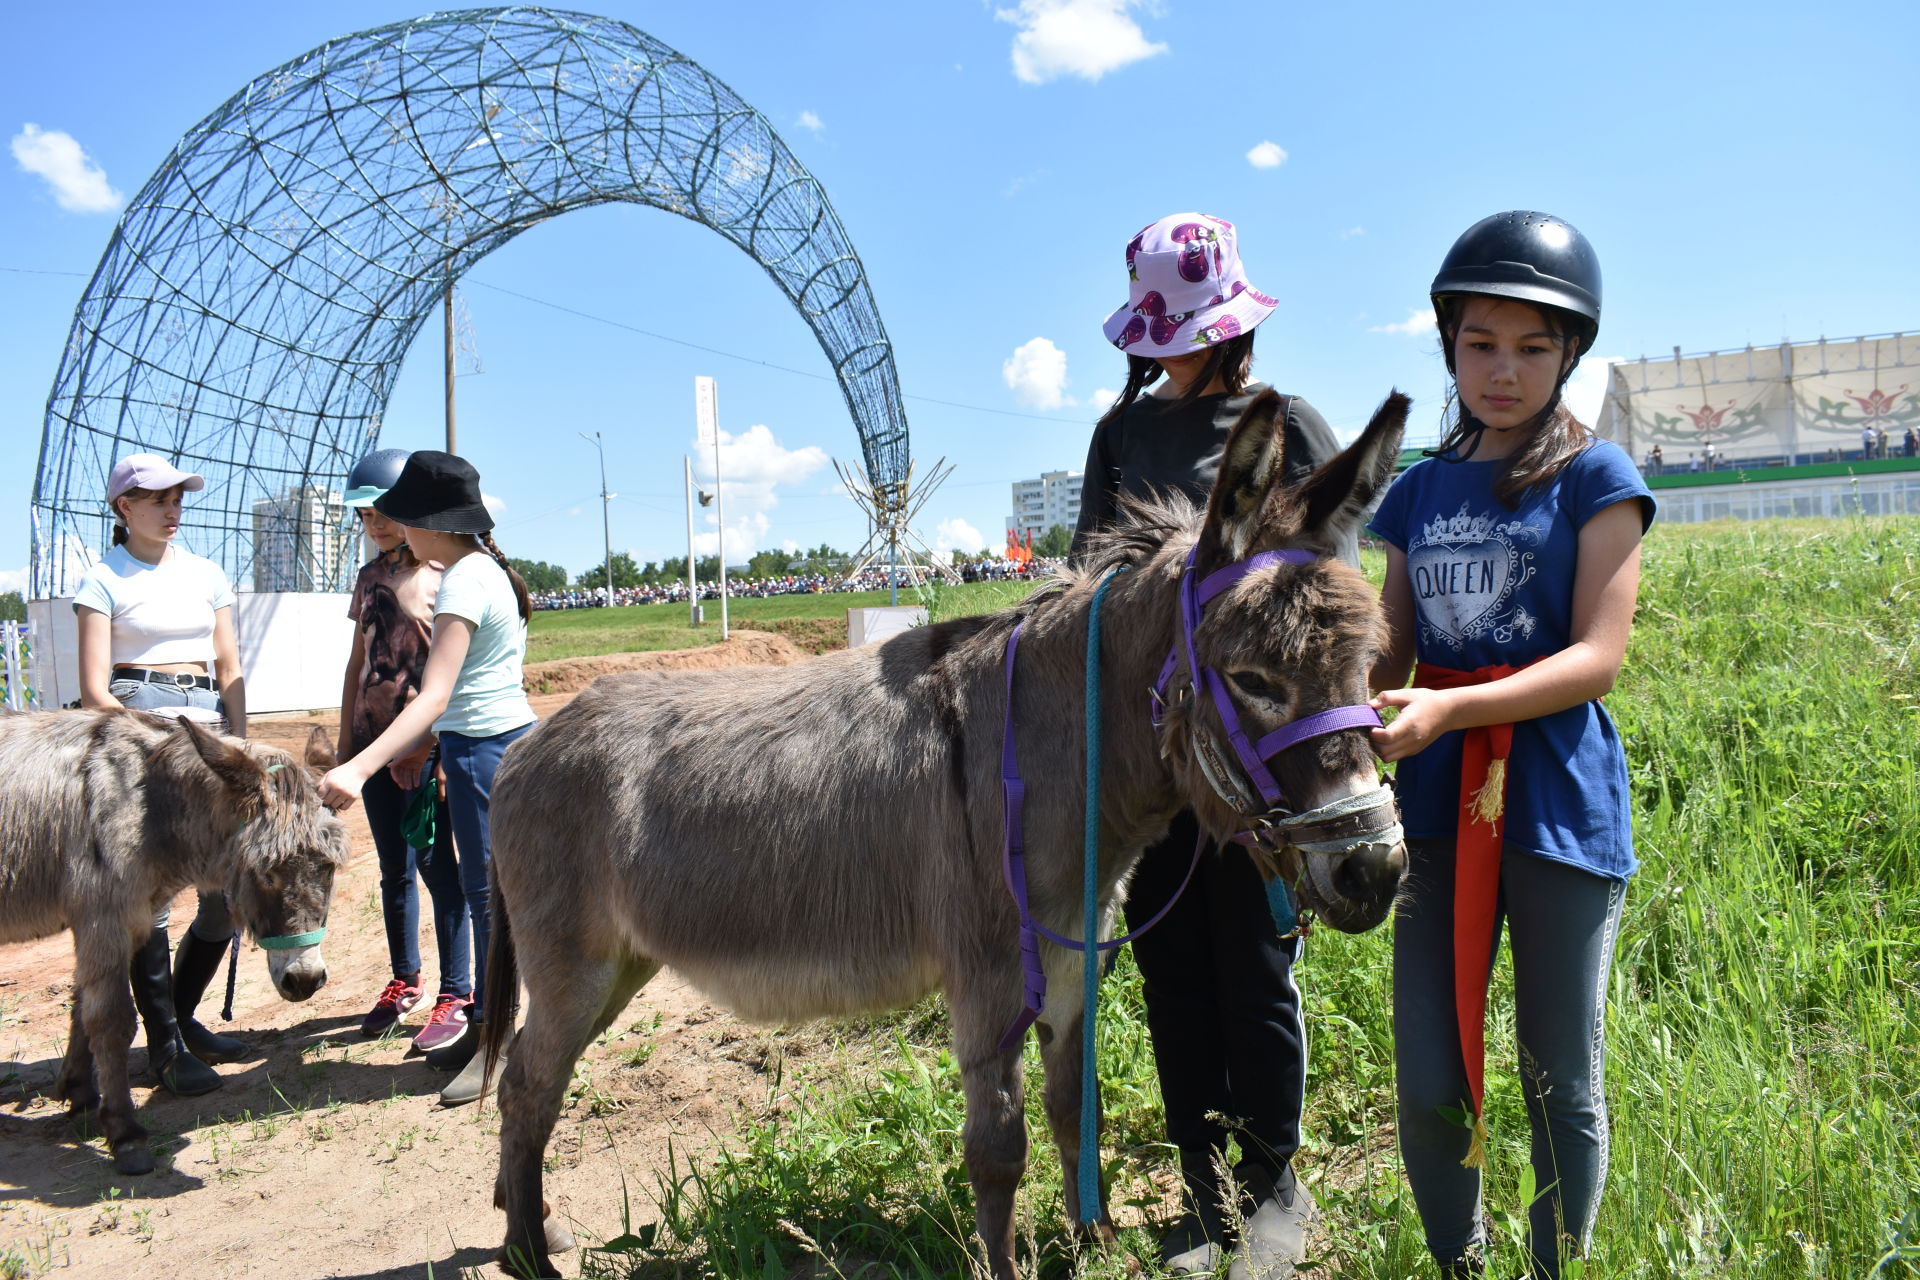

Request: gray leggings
left=112, top=676, right=237, bottom=942
left=1393, top=839, right=1626, bottom=1277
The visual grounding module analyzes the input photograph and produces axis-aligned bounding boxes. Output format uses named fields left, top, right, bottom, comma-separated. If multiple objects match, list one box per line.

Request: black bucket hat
left=372, top=450, right=494, bottom=533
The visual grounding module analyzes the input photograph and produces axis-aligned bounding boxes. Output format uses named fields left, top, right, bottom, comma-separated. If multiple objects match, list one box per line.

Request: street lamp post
left=581, top=431, right=614, bottom=608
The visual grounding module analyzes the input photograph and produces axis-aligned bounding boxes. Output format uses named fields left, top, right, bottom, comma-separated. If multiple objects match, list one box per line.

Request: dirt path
left=0, top=639, right=820, bottom=1278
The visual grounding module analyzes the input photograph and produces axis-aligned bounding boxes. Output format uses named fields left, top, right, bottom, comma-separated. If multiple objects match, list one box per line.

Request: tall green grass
left=576, top=519, right=1919, bottom=1279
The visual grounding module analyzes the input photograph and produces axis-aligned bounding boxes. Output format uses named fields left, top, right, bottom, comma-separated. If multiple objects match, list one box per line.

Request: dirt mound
left=764, top=614, right=849, bottom=655
left=522, top=628, right=806, bottom=696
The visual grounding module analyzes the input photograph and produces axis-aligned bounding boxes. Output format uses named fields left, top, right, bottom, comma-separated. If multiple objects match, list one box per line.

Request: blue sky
left=6, top=0, right=1918, bottom=590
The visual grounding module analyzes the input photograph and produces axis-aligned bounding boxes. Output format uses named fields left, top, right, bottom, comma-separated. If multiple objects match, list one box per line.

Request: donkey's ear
left=177, top=717, right=267, bottom=802
left=303, top=725, right=338, bottom=773
left=1197, top=388, right=1287, bottom=565
left=1296, top=391, right=1409, bottom=552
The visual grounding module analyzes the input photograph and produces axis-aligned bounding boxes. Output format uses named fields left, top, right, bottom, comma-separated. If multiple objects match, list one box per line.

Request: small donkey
left=482, top=390, right=1410, bottom=1278
left=0, top=711, right=347, bottom=1174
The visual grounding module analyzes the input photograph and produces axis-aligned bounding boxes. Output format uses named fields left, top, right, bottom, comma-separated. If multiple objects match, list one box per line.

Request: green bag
left=401, top=769, right=439, bottom=851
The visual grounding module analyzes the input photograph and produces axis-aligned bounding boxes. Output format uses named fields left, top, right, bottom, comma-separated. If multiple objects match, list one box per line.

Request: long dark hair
left=1096, top=331, right=1257, bottom=429
left=478, top=533, right=533, bottom=622
left=1427, top=294, right=1593, bottom=507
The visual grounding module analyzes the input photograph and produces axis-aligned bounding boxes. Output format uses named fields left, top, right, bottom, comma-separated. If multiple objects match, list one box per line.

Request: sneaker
left=360, top=974, right=424, bottom=1038
left=410, top=994, right=471, bottom=1055
left=1227, top=1163, right=1319, bottom=1280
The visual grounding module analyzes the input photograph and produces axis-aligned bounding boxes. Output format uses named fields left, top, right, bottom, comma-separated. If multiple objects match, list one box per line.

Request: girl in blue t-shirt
left=1367, top=213, right=1655, bottom=1279
left=317, top=451, right=536, bottom=1108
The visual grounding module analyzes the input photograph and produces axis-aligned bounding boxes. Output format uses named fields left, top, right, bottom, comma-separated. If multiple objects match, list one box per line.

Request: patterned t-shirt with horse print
left=346, top=551, right=442, bottom=756
left=1369, top=438, right=1655, bottom=879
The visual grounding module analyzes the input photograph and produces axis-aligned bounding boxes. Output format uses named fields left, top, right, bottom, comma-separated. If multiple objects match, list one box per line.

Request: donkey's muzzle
left=1279, top=785, right=1406, bottom=933
left=267, top=946, right=328, bottom=1002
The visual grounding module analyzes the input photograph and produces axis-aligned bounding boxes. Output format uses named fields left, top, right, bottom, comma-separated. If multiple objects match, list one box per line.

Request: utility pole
left=581, top=431, right=614, bottom=607
left=443, top=279, right=457, bottom=453
left=695, top=376, right=729, bottom=640
left=683, top=455, right=699, bottom=626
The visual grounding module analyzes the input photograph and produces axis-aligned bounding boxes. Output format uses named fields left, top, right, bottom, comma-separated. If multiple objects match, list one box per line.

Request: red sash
left=1411, top=661, right=1531, bottom=1169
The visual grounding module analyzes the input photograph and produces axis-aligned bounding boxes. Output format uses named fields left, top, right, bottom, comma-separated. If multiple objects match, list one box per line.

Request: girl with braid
left=319, top=451, right=536, bottom=1108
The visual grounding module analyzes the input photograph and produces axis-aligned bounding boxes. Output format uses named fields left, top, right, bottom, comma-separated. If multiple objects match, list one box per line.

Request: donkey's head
left=1156, top=389, right=1409, bottom=932
left=172, top=720, right=348, bottom=1000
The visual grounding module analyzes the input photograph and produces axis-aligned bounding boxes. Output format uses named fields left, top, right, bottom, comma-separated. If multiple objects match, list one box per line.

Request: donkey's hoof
left=110, top=1142, right=156, bottom=1176
left=544, top=1211, right=577, bottom=1253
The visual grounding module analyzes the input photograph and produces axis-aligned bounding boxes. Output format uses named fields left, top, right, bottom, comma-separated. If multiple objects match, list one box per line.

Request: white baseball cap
left=107, top=453, right=205, bottom=503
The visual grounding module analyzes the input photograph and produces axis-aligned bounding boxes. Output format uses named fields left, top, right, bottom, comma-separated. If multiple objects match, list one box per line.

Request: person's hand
left=318, top=761, right=370, bottom=811
left=388, top=746, right=432, bottom=791
left=1369, top=686, right=1457, bottom=763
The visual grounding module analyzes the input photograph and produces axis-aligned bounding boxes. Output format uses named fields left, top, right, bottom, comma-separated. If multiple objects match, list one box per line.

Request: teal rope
left=1078, top=566, right=1126, bottom=1224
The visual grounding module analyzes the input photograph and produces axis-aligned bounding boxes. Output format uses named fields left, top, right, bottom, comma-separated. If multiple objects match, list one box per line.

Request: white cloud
left=796, top=110, right=824, bottom=133
left=1245, top=140, right=1288, bottom=169
left=1339, top=225, right=1366, bottom=240
left=934, top=517, right=985, bottom=553
left=482, top=492, right=508, bottom=518
left=0, top=567, right=27, bottom=596
left=1089, top=387, right=1118, bottom=409
left=1369, top=307, right=1436, bottom=337
left=1002, top=337, right=1075, bottom=410
left=689, top=422, right=830, bottom=554
left=11, top=124, right=122, bottom=213
left=996, top=0, right=1168, bottom=84
left=1563, top=356, right=1622, bottom=428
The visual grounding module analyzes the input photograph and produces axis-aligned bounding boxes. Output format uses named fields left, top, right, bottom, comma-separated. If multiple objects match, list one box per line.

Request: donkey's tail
left=481, top=860, right=519, bottom=1103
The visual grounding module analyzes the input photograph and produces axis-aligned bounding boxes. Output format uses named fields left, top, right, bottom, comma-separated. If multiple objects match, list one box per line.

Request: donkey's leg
left=54, top=985, right=100, bottom=1119
left=950, top=985, right=1031, bottom=1280
left=72, top=924, right=151, bottom=1174
left=1037, top=1009, right=1117, bottom=1243
left=497, top=953, right=658, bottom=1279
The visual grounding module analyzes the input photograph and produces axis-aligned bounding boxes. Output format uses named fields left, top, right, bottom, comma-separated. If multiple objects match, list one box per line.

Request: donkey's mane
left=1059, top=489, right=1201, bottom=590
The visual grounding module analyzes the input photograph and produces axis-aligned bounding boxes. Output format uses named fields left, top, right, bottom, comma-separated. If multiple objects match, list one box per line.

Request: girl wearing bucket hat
left=73, top=453, right=254, bottom=1095
left=317, top=450, right=536, bottom=1107
left=334, top=449, right=471, bottom=1052
left=1366, top=212, right=1654, bottom=1278
left=1072, top=213, right=1349, bottom=1278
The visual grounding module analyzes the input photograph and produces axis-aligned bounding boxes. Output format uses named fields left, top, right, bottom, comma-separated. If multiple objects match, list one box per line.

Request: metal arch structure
left=32, top=6, right=910, bottom=597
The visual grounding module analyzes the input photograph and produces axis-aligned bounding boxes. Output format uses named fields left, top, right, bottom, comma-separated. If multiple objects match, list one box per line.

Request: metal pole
left=684, top=455, right=699, bottom=626
left=444, top=279, right=457, bottom=453
left=582, top=432, right=613, bottom=608
left=712, top=399, right=730, bottom=641
left=889, top=527, right=898, bottom=606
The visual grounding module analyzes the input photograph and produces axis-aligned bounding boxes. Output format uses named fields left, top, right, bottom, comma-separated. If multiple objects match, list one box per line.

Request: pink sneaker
left=411, top=995, right=472, bottom=1054
left=360, top=975, right=424, bottom=1038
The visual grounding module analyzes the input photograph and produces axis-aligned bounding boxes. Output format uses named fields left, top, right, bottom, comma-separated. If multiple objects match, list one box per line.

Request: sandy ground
left=0, top=636, right=825, bottom=1278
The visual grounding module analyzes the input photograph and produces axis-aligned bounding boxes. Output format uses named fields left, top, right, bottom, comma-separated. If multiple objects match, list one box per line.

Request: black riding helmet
left=344, top=448, right=412, bottom=509
left=1429, top=210, right=1601, bottom=354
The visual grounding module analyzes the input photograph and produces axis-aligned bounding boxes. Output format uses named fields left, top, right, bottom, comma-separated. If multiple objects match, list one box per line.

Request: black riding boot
left=172, top=930, right=250, bottom=1064
left=128, top=927, right=222, bottom=1096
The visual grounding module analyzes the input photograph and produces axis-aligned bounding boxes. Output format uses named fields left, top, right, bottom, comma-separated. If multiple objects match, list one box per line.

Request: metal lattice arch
left=32, top=6, right=910, bottom=597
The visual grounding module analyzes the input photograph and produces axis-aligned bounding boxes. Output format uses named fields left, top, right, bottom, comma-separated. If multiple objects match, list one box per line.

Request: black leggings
left=1125, top=810, right=1306, bottom=1182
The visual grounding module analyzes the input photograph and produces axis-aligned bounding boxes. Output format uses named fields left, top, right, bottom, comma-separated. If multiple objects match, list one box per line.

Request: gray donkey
left=482, top=389, right=1410, bottom=1278
left=0, top=711, right=347, bottom=1174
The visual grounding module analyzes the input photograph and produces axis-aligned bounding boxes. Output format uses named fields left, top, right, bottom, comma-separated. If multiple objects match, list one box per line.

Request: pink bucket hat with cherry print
left=1102, top=213, right=1277, bottom=355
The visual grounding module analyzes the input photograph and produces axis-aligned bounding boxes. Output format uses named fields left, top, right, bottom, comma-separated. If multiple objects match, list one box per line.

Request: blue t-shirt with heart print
left=1368, top=438, right=1655, bottom=881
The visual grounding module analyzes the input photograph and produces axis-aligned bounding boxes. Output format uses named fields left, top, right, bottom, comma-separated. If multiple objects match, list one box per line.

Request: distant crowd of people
left=528, top=557, right=1060, bottom=611
left=1642, top=424, right=1919, bottom=477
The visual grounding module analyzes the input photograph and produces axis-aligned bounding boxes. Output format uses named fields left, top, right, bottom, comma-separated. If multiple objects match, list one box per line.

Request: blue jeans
left=1393, top=840, right=1627, bottom=1278
left=360, top=764, right=468, bottom=998
left=111, top=677, right=234, bottom=940
left=439, top=722, right=533, bottom=1025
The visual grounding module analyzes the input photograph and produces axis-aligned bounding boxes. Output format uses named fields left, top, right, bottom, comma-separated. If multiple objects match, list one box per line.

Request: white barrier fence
left=21, top=593, right=354, bottom=716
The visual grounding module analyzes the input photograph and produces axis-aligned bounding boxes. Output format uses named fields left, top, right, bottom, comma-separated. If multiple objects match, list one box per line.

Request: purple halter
left=1152, top=545, right=1383, bottom=817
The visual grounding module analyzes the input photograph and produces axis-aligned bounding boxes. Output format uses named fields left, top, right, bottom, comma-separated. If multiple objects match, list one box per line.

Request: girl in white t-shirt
left=318, top=451, right=536, bottom=1108
left=73, top=453, right=252, bottom=1097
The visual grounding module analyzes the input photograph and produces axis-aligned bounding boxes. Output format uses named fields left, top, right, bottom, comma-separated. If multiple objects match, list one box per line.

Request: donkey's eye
left=1228, top=671, right=1286, bottom=702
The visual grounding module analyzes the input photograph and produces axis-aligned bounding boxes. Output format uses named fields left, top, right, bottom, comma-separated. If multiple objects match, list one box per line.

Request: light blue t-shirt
left=432, top=552, right=536, bottom=739
left=1368, top=438, right=1656, bottom=881
left=71, top=545, right=235, bottom=667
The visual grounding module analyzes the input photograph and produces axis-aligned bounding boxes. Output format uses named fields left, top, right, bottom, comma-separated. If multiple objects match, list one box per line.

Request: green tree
left=508, top=558, right=569, bottom=594
left=575, top=552, right=643, bottom=590
left=0, top=591, right=24, bottom=623
left=1034, top=524, right=1073, bottom=559
left=746, top=548, right=795, bottom=578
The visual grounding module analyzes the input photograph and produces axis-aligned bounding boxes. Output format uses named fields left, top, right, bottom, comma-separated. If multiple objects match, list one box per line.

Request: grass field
left=526, top=579, right=1042, bottom=662
left=553, top=522, right=1919, bottom=1280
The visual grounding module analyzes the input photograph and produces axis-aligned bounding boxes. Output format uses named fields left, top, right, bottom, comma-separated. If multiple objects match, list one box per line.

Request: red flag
left=1023, top=529, right=1034, bottom=562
